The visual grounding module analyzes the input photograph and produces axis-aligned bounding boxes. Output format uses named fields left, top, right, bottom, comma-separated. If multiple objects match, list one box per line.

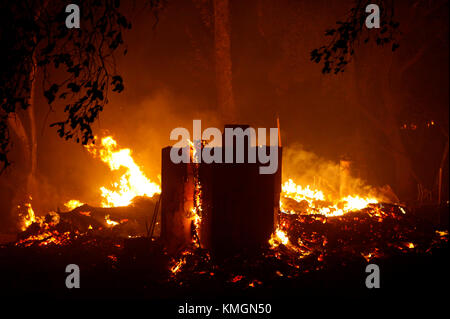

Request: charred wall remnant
left=160, top=148, right=192, bottom=253
left=161, top=125, right=282, bottom=258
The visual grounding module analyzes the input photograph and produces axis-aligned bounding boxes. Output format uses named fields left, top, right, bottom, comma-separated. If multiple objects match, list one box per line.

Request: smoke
left=1, top=0, right=444, bottom=232
left=282, top=143, right=398, bottom=203
left=36, top=89, right=222, bottom=215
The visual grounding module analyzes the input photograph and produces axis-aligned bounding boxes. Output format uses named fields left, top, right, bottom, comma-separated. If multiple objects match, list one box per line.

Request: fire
left=18, top=201, right=42, bottom=231
left=64, top=199, right=84, bottom=210
left=188, top=139, right=197, bottom=162
left=188, top=138, right=203, bottom=248
left=230, top=275, right=244, bottom=283
left=282, top=179, right=325, bottom=202
left=191, top=208, right=202, bottom=230
left=190, top=181, right=203, bottom=247
left=105, top=214, right=119, bottom=227
left=272, top=178, right=381, bottom=247
left=341, top=195, right=378, bottom=211
left=280, top=179, right=378, bottom=217
left=79, top=211, right=91, bottom=216
left=170, top=250, right=192, bottom=275
left=85, top=136, right=161, bottom=207
left=15, top=231, right=72, bottom=247
left=170, top=258, right=186, bottom=274
left=269, top=229, right=289, bottom=248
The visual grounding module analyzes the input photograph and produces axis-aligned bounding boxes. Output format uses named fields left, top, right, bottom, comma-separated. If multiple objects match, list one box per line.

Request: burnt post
left=161, top=125, right=282, bottom=258
left=160, top=147, right=192, bottom=254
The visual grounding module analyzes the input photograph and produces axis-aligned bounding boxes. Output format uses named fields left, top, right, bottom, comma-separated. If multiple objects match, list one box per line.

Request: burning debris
left=84, top=136, right=161, bottom=207
left=15, top=195, right=161, bottom=246
left=157, top=126, right=448, bottom=288
left=11, top=136, right=162, bottom=248
left=16, top=197, right=44, bottom=232
left=281, top=178, right=380, bottom=217
left=64, top=200, right=84, bottom=211
left=3, top=131, right=448, bottom=297
left=166, top=202, right=448, bottom=289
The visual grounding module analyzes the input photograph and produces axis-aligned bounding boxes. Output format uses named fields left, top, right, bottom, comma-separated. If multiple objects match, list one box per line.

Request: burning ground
left=0, top=136, right=448, bottom=298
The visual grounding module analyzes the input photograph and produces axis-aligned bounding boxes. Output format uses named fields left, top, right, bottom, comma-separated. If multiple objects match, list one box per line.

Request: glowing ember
left=170, top=250, right=192, bottom=275
left=64, top=199, right=84, bottom=210
left=436, top=230, right=448, bottom=237
left=105, top=214, right=119, bottom=227
left=191, top=208, right=202, bottom=237
left=107, top=255, right=118, bottom=262
left=15, top=231, right=72, bottom=247
left=18, top=201, right=42, bottom=231
left=230, top=275, right=244, bottom=283
left=188, top=139, right=203, bottom=248
left=249, top=280, right=262, bottom=287
left=361, top=248, right=383, bottom=262
left=79, top=211, right=91, bottom=216
left=85, top=136, right=161, bottom=207
left=269, top=229, right=289, bottom=248
left=170, top=258, right=186, bottom=274
left=190, top=190, right=202, bottom=248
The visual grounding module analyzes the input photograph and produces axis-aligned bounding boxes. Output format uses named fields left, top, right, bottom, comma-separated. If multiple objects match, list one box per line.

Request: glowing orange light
left=85, top=136, right=161, bottom=207
left=64, top=199, right=84, bottom=210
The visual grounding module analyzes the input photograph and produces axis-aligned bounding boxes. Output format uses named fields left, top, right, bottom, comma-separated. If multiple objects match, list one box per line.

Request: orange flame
left=105, top=214, right=119, bottom=227
left=64, top=199, right=84, bottom=210
left=85, top=136, right=161, bottom=207
left=269, top=229, right=289, bottom=248
left=281, top=179, right=378, bottom=217
left=18, top=200, right=42, bottom=231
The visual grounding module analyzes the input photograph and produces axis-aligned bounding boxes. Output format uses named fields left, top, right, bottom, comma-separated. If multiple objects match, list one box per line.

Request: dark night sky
left=0, top=0, right=448, bottom=226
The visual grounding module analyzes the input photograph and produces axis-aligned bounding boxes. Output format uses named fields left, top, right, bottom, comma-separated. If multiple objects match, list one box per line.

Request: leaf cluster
left=310, top=0, right=400, bottom=75
left=0, top=0, right=162, bottom=171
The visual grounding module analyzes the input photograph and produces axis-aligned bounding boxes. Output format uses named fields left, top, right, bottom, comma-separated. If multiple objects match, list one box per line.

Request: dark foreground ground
left=0, top=244, right=448, bottom=316
left=0, top=243, right=448, bottom=298
left=0, top=204, right=448, bottom=316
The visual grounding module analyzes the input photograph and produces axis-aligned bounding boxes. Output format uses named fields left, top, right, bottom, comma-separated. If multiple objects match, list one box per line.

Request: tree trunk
left=7, top=54, right=37, bottom=210
left=26, top=68, right=38, bottom=200
left=214, top=0, right=236, bottom=123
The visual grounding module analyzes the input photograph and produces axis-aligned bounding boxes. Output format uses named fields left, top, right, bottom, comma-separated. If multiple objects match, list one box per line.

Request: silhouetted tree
left=191, top=0, right=236, bottom=122
left=310, top=0, right=400, bottom=75
left=0, top=0, right=163, bottom=209
left=214, top=0, right=236, bottom=122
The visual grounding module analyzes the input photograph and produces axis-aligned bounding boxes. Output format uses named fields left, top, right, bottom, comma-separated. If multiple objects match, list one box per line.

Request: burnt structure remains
left=161, top=125, right=282, bottom=258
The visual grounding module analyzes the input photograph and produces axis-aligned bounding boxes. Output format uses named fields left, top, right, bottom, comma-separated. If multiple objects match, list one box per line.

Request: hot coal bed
left=0, top=125, right=448, bottom=301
